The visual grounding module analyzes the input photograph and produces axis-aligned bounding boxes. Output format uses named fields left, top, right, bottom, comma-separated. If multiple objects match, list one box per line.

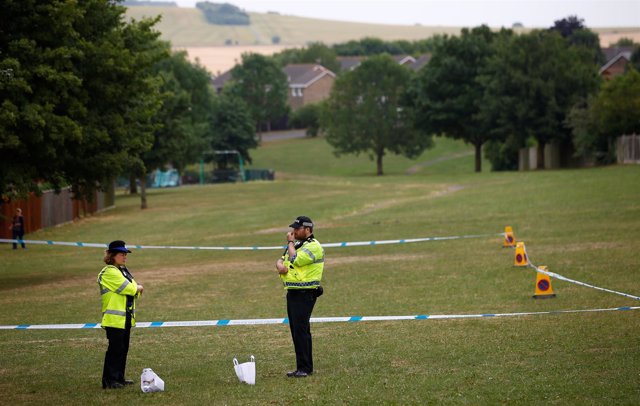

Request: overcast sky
left=167, top=0, right=639, bottom=28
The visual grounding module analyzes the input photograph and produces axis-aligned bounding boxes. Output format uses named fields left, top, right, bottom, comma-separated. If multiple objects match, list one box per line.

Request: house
left=410, top=54, right=432, bottom=71
left=599, top=47, right=634, bottom=80
left=392, top=55, right=416, bottom=66
left=337, top=56, right=364, bottom=71
left=283, top=64, right=335, bottom=111
left=211, top=69, right=233, bottom=94
left=211, top=64, right=336, bottom=111
left=337, top=54, right=430, bottom=72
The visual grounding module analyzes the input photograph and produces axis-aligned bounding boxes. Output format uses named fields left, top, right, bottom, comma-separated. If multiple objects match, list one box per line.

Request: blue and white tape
left=1, top=306, right=637, bottom=330
left=521, top=244, right=640, bottom=301
left=0, top=232, right=502, bottom=251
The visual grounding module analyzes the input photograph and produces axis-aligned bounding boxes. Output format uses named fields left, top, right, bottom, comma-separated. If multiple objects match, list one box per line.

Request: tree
left=136, top=48, right=215, bottom=208
left=632, top=48, right=640, bottom=71
left=321, top=54, right=432, bottom=175
left=568, top=69, right=640, bottom=163
left=0, top=1, right=85, bottom=198
left=410, top=26, right=504, bottom=172
left=550, top=15, right=602, bottom=63
left=479, top=29, right=601, bottom=169
left=208, top=93, right=257, bottom=167
left=273, top=43, right=339, bottom=73
left=228, top=53, right=289, bottom=139
left=0, top=0, right=165, bottom=201
left=71, top=14, right=166, bottom=204
left=550, top=15, right=589, bottom=37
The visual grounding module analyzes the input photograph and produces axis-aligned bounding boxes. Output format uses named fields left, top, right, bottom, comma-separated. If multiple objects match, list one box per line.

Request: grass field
left=1, top=136, right=639, bottom=404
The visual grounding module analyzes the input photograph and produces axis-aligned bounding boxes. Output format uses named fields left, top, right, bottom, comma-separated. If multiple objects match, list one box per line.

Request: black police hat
left=107, top=240, right=131, bottom=253
left=289, top=216, right=314, bottom=229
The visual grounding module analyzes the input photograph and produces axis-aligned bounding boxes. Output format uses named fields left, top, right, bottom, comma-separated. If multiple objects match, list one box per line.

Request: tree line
left=0, top=0, right=257, bottom=208
left=273, top=17, right=640, bottom=174
left=2, top=3, right=639, bottom=212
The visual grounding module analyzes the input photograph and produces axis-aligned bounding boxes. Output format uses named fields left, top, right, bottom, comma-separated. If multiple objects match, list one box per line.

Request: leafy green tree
left=196, top=2, right=250, bottom=25
left=321, top=54, right=432, bottom=175
left=228, top=53, right=289, bottom=139
left=550, top=16, right=602, bottom=64
left=273, top=43, right=339, bottom=73
left=135, top=48, right=215, bottom=208
left=614, top=38, right=636, bottom=47
left=568, top=69, right=640, bottom=163
left=479, top=29, right=601, bottom=169
left=208, top=93, right=257, bottom=167
left=300, top=43, right=340, bottom=73
left=410, top=26, right=504, bottom=172
left=71, top=14, right=166, bottom=203
left=290, top=102, right=322, bottom=137
left=632, top=48, right=640, bottom=71
left=0, top=1, right=86, bottom=198
left=0, top=0, right=164, bottom=200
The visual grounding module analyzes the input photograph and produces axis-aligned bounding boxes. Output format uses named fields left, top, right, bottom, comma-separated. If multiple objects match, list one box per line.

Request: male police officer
left=276, top=216, right=324, bottom=378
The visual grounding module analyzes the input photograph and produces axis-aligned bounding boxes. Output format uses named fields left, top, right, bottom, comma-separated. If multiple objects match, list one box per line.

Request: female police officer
left=276, top=216, right=324, bottom=378
left=98, top=240, right=143, bottom=389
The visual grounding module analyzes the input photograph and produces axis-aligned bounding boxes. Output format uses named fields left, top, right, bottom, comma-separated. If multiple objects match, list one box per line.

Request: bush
left=289, top=103, right=322, bottom=137
left=484, top=137, right=520, bottom=171
left=196, top=2, right=250, bottom=25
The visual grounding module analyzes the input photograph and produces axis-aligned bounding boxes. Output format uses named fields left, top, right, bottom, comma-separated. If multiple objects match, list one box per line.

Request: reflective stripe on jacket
left=98, top=265, right=138, bottom=328
left=280, top=238, right=324, bottom=290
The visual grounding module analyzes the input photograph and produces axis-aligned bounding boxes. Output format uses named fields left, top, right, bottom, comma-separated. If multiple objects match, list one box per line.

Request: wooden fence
left=617, top=134, right=640, bottom=164
left=0, top=185, right=114, bottom=239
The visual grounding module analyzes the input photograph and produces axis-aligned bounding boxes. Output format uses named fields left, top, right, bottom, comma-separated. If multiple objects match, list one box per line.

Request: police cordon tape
left=4, top=233, right=639, bottom=301
left=520, top=244, right=640, bottom=301
left=1, top=306, right=638, bottom=330
left=0, top=232, right=502, bottom=251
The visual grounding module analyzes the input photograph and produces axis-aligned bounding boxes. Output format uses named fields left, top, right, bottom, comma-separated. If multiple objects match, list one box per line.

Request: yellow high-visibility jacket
left=280, top=238, right=324, bottom=290
left=98, top=265, right=139, bottom=329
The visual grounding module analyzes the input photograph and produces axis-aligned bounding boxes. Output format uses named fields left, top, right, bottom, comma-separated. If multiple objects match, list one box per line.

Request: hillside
left=125, top=5, right=640, bottom=48
left=125, top=6, right=467, bottom=47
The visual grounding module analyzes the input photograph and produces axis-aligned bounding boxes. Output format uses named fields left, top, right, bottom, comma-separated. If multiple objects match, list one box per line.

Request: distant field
left=125, top=6, right=640, bottom=75
left=175, top=45, right=289, bottom=76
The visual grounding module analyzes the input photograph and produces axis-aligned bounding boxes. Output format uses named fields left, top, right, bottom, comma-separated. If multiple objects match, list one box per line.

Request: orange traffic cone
left=514, top=242, right=528, bottom=267
left=533, top=266, right=556, bottom=299
left=503, top=226, right=516, bottom=248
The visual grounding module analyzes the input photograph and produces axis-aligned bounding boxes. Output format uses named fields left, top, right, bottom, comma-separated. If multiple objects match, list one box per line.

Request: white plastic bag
left=233, top=355, right=256, bottom=385
left=140, top=368, right=165, bottom=392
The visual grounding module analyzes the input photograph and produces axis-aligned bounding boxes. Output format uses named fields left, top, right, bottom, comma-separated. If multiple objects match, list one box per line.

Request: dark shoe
left=120, top=379, right=134, bottom=385
left=104, top=382, right=124, bottom=389
left=286, top=370, right=309, bottom=378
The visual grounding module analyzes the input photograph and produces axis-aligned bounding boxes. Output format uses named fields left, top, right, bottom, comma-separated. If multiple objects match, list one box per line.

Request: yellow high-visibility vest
left=280, top=238, right=324, bottom=289
left=97, top=265, right=139, bottom=329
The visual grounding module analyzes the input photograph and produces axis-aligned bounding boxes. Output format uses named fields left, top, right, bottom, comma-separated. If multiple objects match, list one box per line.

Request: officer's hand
left=137, top=284, right=144, bottom=295
left=286, top=231, right=295, bottom=241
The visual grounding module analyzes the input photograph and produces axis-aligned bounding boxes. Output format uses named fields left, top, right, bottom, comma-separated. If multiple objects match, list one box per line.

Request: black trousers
left=12, top=230, right=25, bottom=249
left=286, top=289, right=317, bottom=373
left=102, top=326, right=131, bottom=387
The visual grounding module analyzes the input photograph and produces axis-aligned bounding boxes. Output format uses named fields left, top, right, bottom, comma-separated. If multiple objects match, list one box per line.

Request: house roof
left=410, top=54, right=431, bottom=71
left=599, top=50, right=632, bottom=74
left=392, top=55, right=416, bottom=65
left=602, top=46, right=635, bottom=62
left=211, top=70, right=233, bottom=91
left=337, top=54, right=431, bottom=72
left=211, top=64, right=336, bottom=91
left=284, top=64, right=336, bottom=88
left=337, top=56, right=364, bottom=71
